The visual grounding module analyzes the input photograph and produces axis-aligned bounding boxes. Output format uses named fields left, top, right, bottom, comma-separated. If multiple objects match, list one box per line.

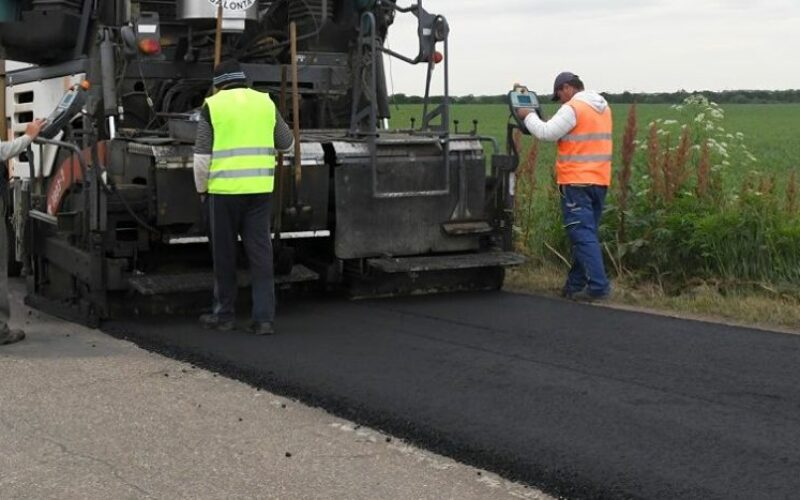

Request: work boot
left=247, top=321, right=275, bottom=336
left=0, top=328, right=25, bottom=346
left=561, top=286, right=584, bottom=298
left=199, top=313, right=235, bottom=332
left=564, top=289, right=610, bottom=303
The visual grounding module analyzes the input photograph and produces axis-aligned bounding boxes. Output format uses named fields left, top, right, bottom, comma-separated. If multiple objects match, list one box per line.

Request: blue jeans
left=559, top=184, right=610, bottom=297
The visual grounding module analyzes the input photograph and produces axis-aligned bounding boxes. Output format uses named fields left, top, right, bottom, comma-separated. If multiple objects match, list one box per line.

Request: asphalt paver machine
left=0, top=0, right=524, bottom=326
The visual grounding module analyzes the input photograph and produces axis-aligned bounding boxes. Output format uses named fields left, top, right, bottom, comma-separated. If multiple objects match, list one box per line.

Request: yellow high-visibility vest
left=206, top=88, right=277, bottom=195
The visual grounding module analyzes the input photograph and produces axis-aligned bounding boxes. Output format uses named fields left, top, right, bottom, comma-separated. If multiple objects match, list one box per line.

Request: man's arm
left=274, top=113, right=294, bottom=153
left=0, top=119, right=46, bottom=162
left=192, top=106, right=213, bottom=194
left=517, top=106, right=577, bottom=142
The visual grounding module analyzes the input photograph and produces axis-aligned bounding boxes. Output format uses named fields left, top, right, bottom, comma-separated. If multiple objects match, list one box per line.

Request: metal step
left=441, top=220, right=493, bottom=236
left=128, top=265, right=319, bottom=296
left=367, top=252, right=526, bottom=274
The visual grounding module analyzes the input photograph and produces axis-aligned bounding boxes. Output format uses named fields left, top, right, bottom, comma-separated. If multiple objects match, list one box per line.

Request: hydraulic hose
left=90, top=142, right=160, bottom=236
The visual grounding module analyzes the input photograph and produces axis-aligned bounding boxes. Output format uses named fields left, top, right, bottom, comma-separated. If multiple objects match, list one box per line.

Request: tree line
left=390, top=89, right=800, bottom=105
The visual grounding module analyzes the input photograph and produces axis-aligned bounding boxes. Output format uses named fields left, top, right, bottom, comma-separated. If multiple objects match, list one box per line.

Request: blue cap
left=552, top=71, right=578, bottom=101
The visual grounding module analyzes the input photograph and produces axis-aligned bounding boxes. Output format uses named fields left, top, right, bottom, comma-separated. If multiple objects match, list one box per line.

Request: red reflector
left=138, top=38, right=161, bottom=55
left=431, top=51, right=443, bottom=64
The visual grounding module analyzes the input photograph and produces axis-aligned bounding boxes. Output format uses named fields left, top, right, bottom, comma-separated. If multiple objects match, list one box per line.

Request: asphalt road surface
left=102, top=291, right=800, bottom=499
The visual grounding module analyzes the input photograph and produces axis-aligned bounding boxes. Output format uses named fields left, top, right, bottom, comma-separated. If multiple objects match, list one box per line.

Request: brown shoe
left=0, top=329, right=25, bottom=345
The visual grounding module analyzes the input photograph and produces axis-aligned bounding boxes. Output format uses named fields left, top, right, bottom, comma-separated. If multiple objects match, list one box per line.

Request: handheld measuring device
left=40, top=85, right=87, bottom=139
left=507, top=84, right=540, bottom=134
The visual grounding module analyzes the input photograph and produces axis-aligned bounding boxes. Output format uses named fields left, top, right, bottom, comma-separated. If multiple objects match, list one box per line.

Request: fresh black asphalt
left=102, top=291, right=800, bottom=499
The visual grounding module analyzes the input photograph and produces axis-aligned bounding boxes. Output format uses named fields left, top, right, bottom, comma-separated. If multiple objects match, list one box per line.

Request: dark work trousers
left=559, top=184, right=611, bottom=297
left=209, top=193, right=275, bottom=324
left=0, top=179, right=11, bottom=333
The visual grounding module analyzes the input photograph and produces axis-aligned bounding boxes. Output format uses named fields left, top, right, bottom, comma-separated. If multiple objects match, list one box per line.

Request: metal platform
left=367, top=252, right=526, bottom=274
left=128, top=265, right=319, bottom=296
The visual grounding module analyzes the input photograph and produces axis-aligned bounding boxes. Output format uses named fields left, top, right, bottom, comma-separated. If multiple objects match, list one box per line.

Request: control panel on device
left=40, top=85, right=87, bottom=139
left=507, top=84, right=540, bottom=134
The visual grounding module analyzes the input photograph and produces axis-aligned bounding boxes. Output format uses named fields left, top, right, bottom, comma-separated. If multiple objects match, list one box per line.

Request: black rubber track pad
left=103, top=291, right=800, bottom=499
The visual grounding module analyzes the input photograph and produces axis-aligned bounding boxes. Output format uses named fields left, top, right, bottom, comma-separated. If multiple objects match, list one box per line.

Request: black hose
left=89, top=142, right=160, bottom=236
left=104, top=179, right=161, bottom=236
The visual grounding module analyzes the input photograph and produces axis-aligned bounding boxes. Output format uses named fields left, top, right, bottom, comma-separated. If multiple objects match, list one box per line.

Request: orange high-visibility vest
left=555, top=99, right=613, bottom=186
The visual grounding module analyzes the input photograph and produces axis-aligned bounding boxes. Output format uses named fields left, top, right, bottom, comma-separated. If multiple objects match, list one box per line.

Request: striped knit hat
left=213, top=60, right=247, bottom=88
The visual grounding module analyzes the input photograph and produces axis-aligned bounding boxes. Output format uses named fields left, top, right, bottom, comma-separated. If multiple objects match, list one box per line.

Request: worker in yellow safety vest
left=517, top=72, right=612, bottom=301
left=193, top=60, right=294, bottom=335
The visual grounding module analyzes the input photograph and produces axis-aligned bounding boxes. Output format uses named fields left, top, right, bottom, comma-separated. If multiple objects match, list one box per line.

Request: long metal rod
left=0, top=60, right=6, bottom=141
left=290, top=22, right=302, bottom=198
left=214, top=3, right=224, bottom=67
left=73, top=0, right=93, bottom=58
left=274, top=66, right=288, bottom=236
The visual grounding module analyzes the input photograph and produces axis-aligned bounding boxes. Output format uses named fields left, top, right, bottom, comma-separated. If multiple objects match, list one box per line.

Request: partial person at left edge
left=0, top=118, right=46, bottom=346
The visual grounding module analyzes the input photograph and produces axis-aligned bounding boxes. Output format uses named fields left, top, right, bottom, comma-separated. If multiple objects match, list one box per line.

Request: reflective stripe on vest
left=209, top=168, right=276, bottom=180
left=206, top=88, right=277, bottom=195
left=556, top=99, right=613, bottom=186
left=213, top=147, right=277, bottom=159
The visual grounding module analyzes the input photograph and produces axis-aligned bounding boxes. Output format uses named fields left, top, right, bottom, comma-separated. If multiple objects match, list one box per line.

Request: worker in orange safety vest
left=517, top=72, right=612, bottom=301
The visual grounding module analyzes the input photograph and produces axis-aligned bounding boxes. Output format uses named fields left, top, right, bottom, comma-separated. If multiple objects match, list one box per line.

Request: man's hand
left=516, top=108, right=534, bottom=121
left=24, top=119, right=47, bottom=140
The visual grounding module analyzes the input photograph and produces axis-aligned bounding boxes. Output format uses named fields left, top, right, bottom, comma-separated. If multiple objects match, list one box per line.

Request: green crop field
left=389, top=103, right=800, bottom=178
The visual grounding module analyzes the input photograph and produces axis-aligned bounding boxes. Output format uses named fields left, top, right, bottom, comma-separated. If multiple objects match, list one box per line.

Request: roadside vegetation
left=391, top=100, right=800, bottom=330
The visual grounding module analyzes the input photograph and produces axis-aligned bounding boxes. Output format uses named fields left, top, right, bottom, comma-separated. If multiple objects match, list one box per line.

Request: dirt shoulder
left=506, top=263, right=800, bottom=335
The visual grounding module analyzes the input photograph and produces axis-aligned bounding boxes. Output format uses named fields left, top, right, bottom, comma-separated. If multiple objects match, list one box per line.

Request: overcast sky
left=384, top=0, right=800, bottom=96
